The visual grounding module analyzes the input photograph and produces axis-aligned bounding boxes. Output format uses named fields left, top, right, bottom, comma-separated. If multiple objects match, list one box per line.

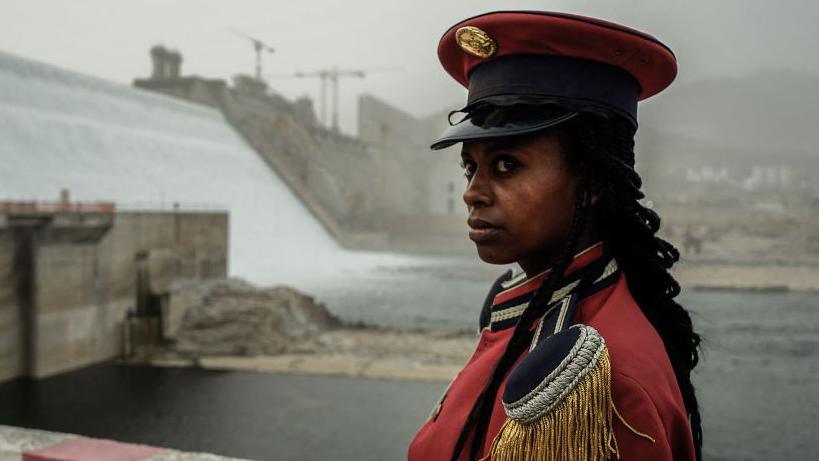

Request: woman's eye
left=460, top=161, right=476, bottom=178
left=495, top=157, right=519, bottom=174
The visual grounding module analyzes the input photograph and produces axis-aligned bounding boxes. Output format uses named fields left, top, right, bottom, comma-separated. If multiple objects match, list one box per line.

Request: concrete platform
left=0, top=426, right=248, bottom=461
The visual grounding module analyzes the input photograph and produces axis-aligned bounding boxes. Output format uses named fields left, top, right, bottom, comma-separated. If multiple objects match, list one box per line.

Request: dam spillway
left=0, top=50, right=366, bottom=286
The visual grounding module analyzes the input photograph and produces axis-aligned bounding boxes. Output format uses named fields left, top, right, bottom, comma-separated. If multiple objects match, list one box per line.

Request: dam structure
left=0, top=49, right=362, bottom=286
left=0, top=50, right=423, bottom=381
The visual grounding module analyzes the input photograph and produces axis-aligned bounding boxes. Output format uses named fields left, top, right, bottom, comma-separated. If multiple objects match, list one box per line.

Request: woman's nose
left=463, top=172, right=492, bottom=208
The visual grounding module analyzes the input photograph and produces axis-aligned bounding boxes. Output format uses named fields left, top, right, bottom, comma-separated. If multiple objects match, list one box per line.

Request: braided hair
left=450, top=111, right=702, bottom=461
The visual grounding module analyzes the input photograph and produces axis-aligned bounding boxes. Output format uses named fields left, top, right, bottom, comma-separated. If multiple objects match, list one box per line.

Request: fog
left=1, top=0, right=817, bottom=134
left=1, top=2, right=818, bottom=460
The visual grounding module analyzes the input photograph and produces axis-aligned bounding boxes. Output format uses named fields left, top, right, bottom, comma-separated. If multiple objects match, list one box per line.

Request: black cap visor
left=430, top=54, right=641, bottom=150
left=430, top=108, right=577, bottom=150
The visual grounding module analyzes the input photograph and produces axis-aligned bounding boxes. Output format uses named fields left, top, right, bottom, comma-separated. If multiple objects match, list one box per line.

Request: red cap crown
left=438, top=11, right=677, bottom=100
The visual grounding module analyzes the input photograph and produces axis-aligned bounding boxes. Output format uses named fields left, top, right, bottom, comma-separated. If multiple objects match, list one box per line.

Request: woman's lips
left=468, top=218, right=502, bottom=243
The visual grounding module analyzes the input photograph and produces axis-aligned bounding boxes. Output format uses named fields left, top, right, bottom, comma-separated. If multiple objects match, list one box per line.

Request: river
left=2, top=256, right=818, bottom=460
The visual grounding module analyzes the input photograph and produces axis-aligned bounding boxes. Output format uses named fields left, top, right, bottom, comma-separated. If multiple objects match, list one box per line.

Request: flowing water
left=0, top=50, right=417, bottom=287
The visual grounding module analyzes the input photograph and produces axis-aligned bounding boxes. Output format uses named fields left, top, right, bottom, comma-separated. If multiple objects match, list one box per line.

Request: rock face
left=169, top=279, right=341, bottom=356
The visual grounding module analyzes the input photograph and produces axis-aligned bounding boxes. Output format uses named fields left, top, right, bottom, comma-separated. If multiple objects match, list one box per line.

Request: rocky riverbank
left=675, top=262, right=819, bottom=292
left=117, top=268, right=819, bottom=461
left=128, top=278, right=475, bottom=382
left=128, top=261, right=819, bottom=383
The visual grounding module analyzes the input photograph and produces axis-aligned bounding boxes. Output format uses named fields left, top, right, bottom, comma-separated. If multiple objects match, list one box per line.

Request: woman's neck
left=518, top=223, right=601, bottom=278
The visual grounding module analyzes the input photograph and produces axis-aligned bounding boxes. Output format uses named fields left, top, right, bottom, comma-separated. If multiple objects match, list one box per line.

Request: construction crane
left=296, top=67, right=363, bottom=131
left=229, top=28, right=275, bottom=81
left=271, top=66, right=399, bottom=131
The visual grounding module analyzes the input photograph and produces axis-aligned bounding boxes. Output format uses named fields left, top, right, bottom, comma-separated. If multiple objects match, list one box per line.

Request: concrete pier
left=0, top=202, right=227, bottom=382
left=0, top=425, right=248, bottom=460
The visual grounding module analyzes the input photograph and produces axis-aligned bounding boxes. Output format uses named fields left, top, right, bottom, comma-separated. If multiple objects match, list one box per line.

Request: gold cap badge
left=456, top=26, right=497, bottom=59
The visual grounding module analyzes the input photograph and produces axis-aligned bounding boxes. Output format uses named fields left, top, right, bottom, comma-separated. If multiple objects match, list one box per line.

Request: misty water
left=1, top=260, right=816, bottom=461
left=307, top=259, right=819, bottom=461
left=236, top=266, right=819, bottom=461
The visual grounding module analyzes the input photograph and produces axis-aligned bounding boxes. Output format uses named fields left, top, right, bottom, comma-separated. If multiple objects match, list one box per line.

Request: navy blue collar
left=486, top=244, right=620, bottom=331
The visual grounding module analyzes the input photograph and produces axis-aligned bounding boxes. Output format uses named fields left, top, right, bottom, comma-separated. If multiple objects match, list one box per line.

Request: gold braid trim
left=485, top=349, right=640, bottom=461
left=613, top=405, right=655, bottom=444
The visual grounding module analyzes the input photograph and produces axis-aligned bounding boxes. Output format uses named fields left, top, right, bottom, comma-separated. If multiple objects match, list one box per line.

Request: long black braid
left=450, top=112, right=702, bottom=461
left=568, top=114, right=703, bottom=460
left=452, top=173, right=593, bottom=461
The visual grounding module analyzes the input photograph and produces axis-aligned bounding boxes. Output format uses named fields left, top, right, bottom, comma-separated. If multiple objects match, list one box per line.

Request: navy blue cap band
left=430, top=110, right=577, bottom=150
left=467, top=55, right=641, bottom=125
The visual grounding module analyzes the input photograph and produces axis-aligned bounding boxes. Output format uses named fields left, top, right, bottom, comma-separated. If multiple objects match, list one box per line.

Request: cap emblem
left=456, top=26, right=497, bottom=59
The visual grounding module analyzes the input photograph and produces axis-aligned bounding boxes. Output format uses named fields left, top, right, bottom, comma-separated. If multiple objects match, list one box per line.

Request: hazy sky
left=1, top=0, right=816, bottom=134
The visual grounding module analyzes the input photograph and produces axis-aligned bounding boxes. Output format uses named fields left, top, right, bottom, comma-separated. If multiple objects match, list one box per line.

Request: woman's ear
left=589, top=181, right=603, bottom=205
left=590, top=192, right=601, bottom=206
left=580, top=171, right=603, bottom=206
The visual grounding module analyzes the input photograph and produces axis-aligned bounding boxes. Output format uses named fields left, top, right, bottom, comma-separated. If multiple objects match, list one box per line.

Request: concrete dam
left=0, top=49, right=353, bottom=286
left=0, top=50, right=415, bottom=381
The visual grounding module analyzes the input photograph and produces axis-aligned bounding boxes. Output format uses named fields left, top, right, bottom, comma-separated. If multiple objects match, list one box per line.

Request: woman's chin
left=474, top=245, right=517, bottom=265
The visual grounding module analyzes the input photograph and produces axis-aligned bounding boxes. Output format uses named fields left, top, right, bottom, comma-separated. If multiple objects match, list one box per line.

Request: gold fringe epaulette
left=485, top=325, right=649, bottom=461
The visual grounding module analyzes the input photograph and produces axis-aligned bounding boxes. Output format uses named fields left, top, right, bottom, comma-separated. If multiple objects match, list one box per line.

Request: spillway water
left=0, top=50, right=416, bottom=288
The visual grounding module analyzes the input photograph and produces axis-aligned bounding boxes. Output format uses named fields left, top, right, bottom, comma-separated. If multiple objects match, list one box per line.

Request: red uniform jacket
left=408, top=243, right=695, bottom=460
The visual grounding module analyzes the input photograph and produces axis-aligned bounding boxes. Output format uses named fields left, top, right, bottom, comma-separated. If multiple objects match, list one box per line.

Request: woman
left=408, top=11, right=701, bottom=461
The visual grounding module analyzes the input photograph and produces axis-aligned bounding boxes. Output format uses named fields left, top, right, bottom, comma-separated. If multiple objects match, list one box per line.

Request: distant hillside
left=419, top=70, right=819, bottom=200
left=640, top=70, right=819, bottom=166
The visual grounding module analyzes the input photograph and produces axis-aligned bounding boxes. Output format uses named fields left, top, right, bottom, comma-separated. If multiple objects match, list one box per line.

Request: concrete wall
left=358, top=94, right=429, bottom=217
left=358, top=95, right=467, bottom=219
left=224, top=92, right=382, bottom=230
left=0, top=209, right=227, bottom=382
left=0, top=231, right=23, bottom=382
left=135, top=75, right=389, bottom=249
left=133, top=68, right=468, bottom=251
left=418, top=108, right=469, bottom=218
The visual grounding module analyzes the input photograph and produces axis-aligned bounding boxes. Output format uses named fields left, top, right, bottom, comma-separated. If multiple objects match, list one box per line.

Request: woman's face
left=460, top=130, right=579, bottom=276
